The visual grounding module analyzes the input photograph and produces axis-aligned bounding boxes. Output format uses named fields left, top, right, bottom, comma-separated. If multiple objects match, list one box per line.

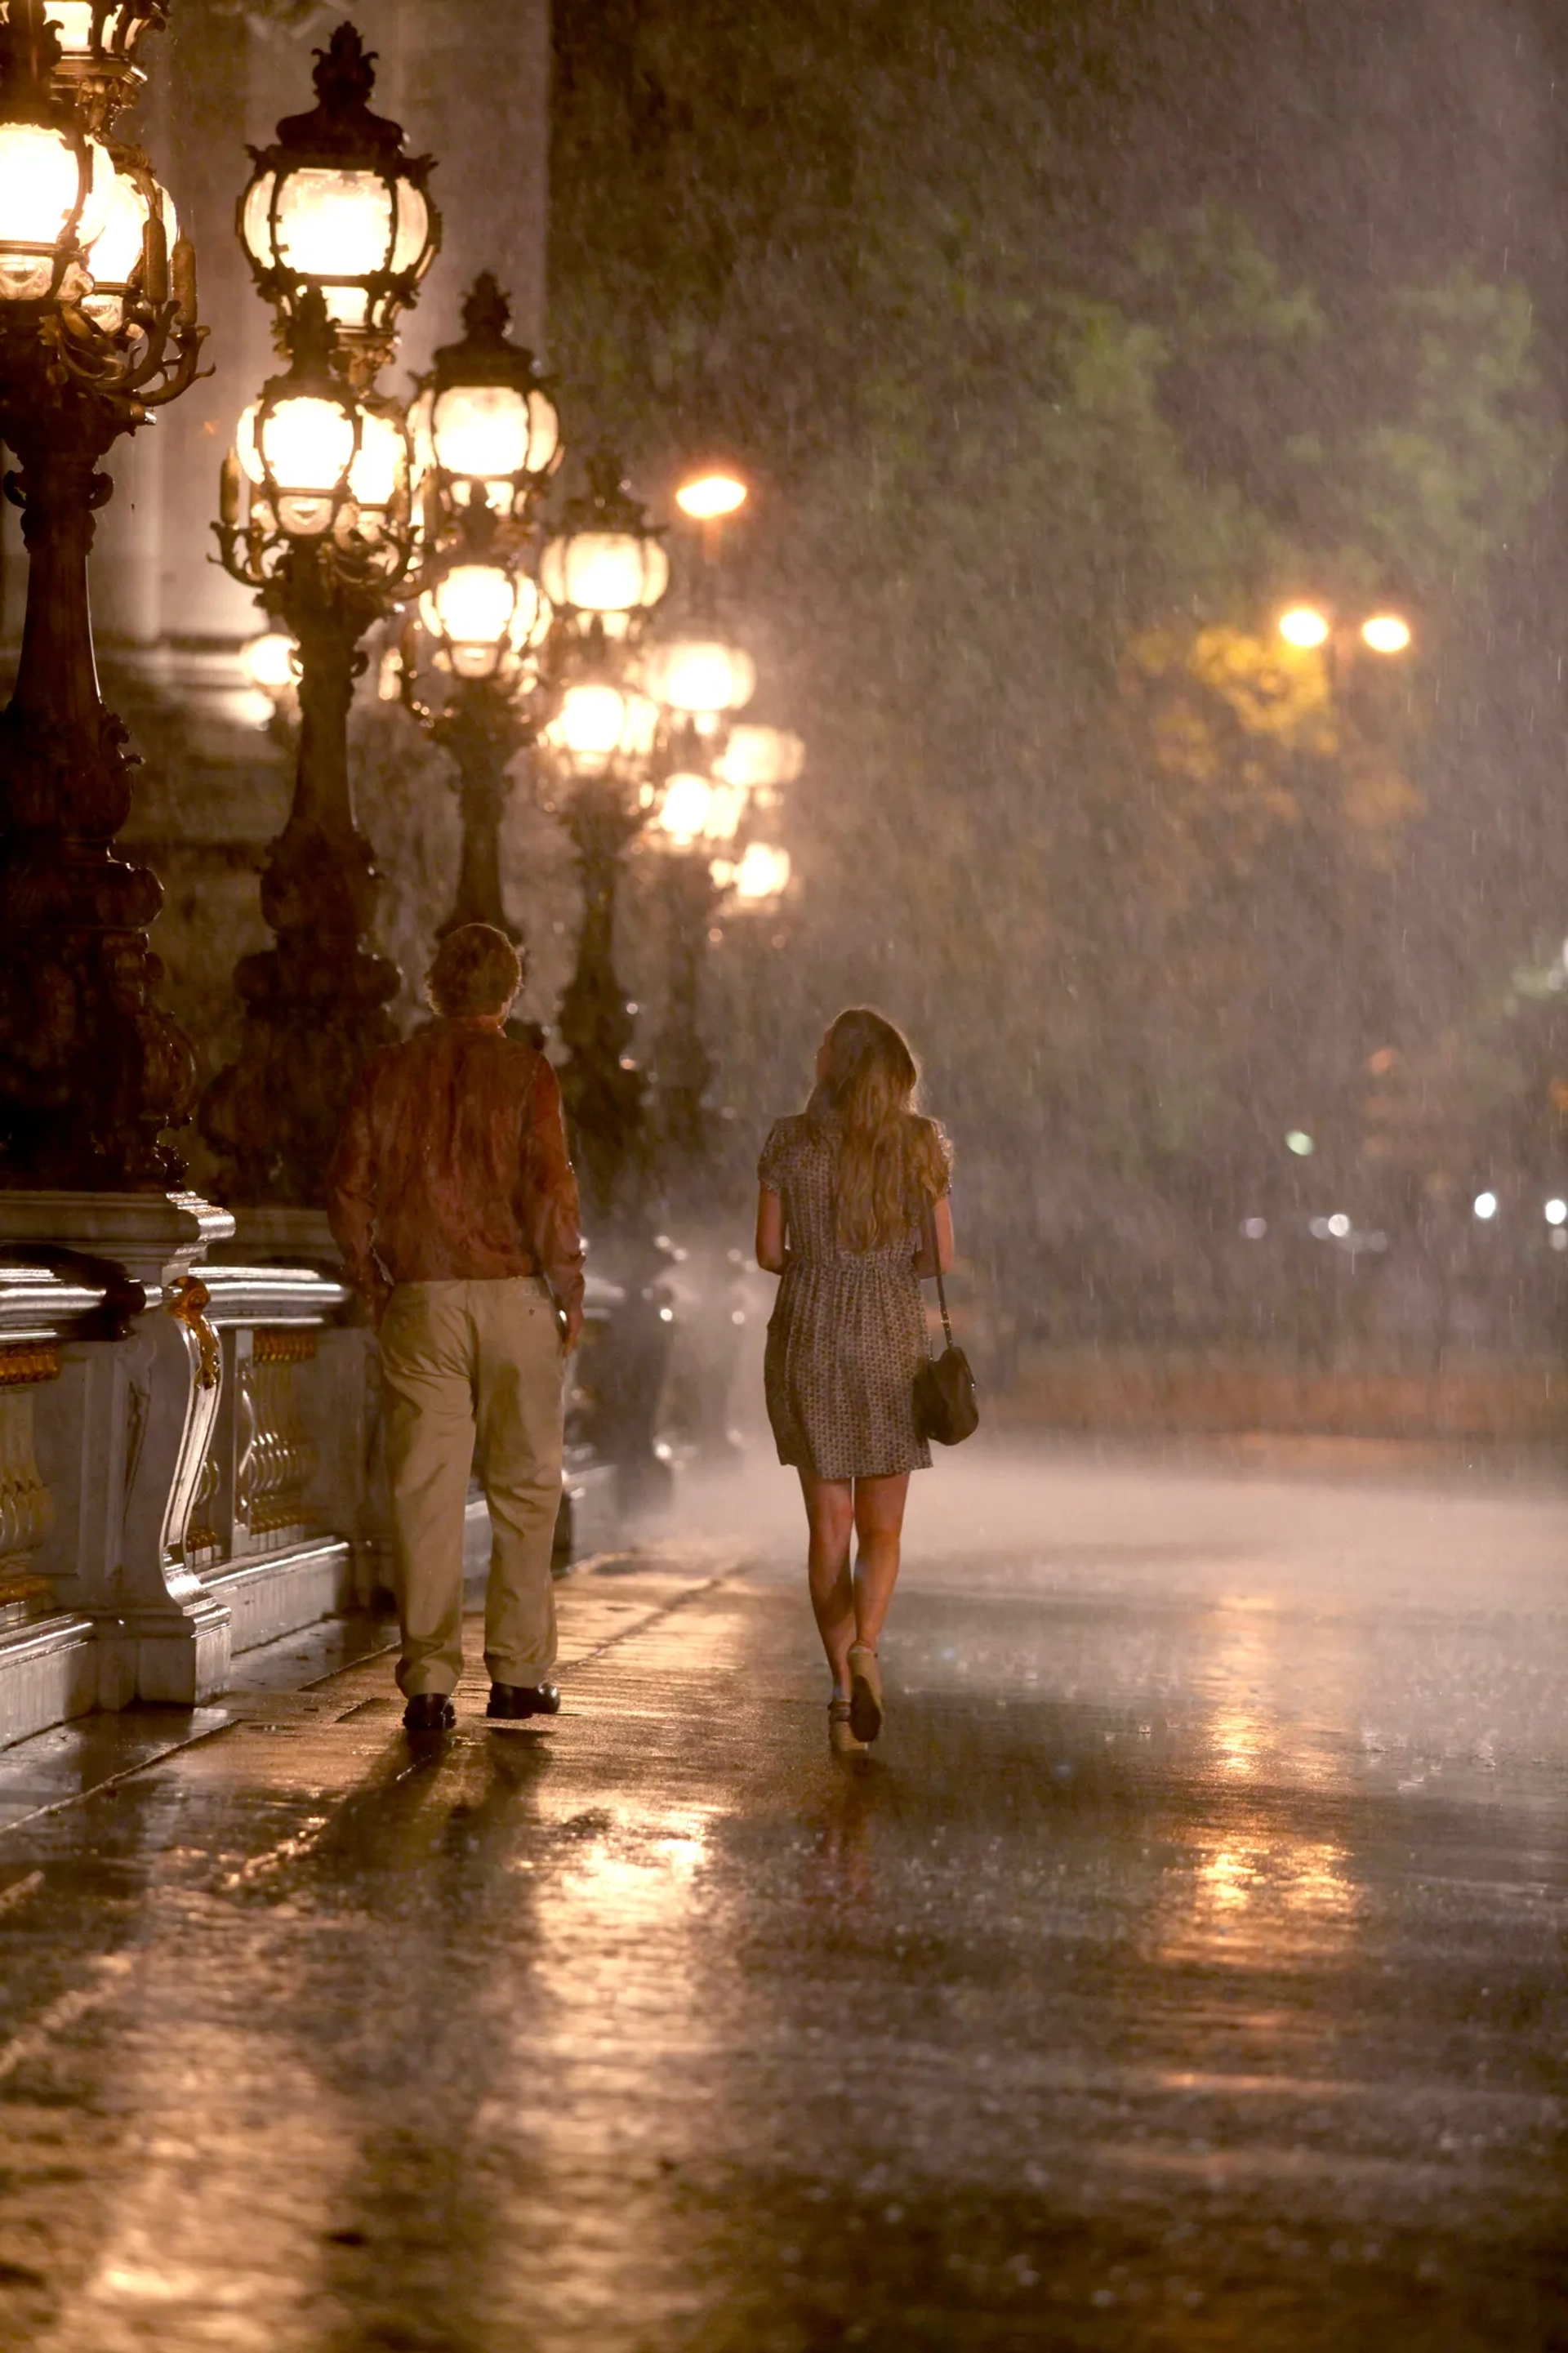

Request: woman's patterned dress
left=758, top=1107, right=946, bottom=1480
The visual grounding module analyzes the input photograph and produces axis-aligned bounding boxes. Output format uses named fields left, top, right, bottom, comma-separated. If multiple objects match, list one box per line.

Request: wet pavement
left=2, top=1440, right=1567, bottom=2351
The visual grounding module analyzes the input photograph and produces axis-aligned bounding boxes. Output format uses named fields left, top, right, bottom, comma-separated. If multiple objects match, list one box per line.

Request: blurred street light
left=725, top=840, right=792, bottom=906
left=675, top=470, right=747, bottom=521
left=714, top=724, right=804, bottom=797
left=1473, top=1191, right=1499, bottom=1220
left=243, top=630, right=299, bottom=695
left=638, top=636, right=756, bottom=729
left=1279, top=604, right=1331, bottom=650
left=1277, top=601, right=1414, bottom=665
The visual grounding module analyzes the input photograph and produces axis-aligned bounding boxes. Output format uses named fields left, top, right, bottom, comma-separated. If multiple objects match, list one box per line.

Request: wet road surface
left=2, top=1442, right=1566, bottom=2350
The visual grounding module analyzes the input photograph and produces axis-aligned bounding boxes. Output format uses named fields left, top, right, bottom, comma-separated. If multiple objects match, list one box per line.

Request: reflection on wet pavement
left=0, top=1452, right=1566, bottom=2348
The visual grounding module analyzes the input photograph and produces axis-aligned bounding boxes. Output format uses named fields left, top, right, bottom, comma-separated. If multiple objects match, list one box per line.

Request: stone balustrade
left=0, top=1195, right=626, bottom=1753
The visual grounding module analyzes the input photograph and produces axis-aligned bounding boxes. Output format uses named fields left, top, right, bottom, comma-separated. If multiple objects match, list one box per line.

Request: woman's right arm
left=913, top=1192, right=954, bottom=1277
left=755, top=1186, right=788, bottom=1274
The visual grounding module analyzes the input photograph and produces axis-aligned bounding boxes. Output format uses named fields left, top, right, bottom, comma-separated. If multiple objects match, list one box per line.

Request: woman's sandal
left=828, top=1698, right=867, bottom=1756
left=847, top=1643, right=884, bottom=1744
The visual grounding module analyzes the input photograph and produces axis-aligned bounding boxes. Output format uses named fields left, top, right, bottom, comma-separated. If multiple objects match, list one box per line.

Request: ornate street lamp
left=394, top=503, right=554, bottom=942
left=391, top=274, right=558, bottom=943
left=201, top=24, right=439, bottom=1207
left=407, top=270, right=559, bottom=523
left=202, top=285, right=422, bottom=1205
left=647, top=762, right=751, bottom=1167
left=528, top=454, right=671, bottom=1219
left=0, top=0, right=206, bottom=1187
left=538, top=448, right=669, bottom=647
left=237, top=20, right=438, bottom=385
left=536, top=675, right=665, bottom=1220
left=647, top=725, right=800, bottom=1169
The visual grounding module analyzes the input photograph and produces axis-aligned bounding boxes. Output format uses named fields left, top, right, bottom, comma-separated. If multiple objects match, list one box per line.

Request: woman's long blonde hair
left=814, top=1008, right=949, bottom=1250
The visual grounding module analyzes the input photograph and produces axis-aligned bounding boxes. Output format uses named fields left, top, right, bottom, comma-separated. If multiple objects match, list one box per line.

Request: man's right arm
left=326, top=1072, right=390, bottom=1323
left=525, top=1059, right=586, bottom=1348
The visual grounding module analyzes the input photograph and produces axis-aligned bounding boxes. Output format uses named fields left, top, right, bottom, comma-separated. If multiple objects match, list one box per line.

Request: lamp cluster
left=222, top=30, right=798, bottom=926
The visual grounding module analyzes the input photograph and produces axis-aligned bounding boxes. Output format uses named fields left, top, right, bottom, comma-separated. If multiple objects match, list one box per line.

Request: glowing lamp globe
left=238, top=25, right=439, bottom=360
left=238, top=392, right=355, bottom=537
left=0, top=71, right=109, bottom=303
left=545, top=679, right=660, bottom=776
left=713, top=724, right=805, bottom=793
left=731, top=841, right=791, bottom=904
left=242, top=630, right=297, bottom=694
left=539, top=529, right=668, bottom=631
left=639, top=638, right=755, bottom=720
left=408, top=274, right=560, bottom=519
left=657, top=771, right=749, bottom=849
left=81, top=150, right=175, bottom=328
left=1361, top=613, right=1412, bottom=655
left=345, top=402, right=407, bottom=522
left=538, top=451, right=669, bottom=639
left=234, top=295, right=360, bottom=538
left=657, top=771, right=715, bottom=846
left=419, top=564, right=549, bottom=683
left=1279, top=605, right=1331, bottom=650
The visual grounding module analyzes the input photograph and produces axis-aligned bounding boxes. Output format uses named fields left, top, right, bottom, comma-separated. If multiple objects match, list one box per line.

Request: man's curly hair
left=425, top=924, right=525, bottom=1018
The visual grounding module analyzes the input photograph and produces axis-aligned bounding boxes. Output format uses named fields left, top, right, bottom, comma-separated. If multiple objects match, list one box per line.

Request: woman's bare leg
left=850, top=1471, right=911, bottom=1651
left=800, top=1471, right=857, bottom=1689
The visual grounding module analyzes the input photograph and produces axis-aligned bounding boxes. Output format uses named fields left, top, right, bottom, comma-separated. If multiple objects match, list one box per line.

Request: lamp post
left=0, top=0, right=206, bottom=1187
left=648, top=768, right=746, bottom=1168
left=533, top=452, right=670, bottom=1221
left=200, top=25, right=439, bottom=1206
left=644, top=712, right=799, bottom=1475
left=538, top=666, right=662, bottom=1220
left=393, top=271, right=559, bottom=942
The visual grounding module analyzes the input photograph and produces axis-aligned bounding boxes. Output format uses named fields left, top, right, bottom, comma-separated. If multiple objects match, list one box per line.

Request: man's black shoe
left=486, top=1681, right=562, bottom=1722
left=403, top=1692, right=457, bottom=1732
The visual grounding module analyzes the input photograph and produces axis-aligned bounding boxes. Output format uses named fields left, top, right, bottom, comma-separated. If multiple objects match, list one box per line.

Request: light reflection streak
left=1148, top=1598, right=1367, bottom=1971
left=1154, top=1831, right=1360, bottom=1969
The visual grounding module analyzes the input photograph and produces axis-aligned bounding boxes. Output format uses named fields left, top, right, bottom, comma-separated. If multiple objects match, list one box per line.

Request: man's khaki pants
left=379, top=1276, right=564, bottom=1698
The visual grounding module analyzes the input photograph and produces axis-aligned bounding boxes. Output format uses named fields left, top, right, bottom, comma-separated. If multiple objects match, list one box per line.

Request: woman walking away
left=756, top=1009, right=954, bottom=1756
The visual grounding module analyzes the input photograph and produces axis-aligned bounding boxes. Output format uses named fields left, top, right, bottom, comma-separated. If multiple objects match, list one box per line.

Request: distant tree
left=548, top=0, right=1562, bottom=1350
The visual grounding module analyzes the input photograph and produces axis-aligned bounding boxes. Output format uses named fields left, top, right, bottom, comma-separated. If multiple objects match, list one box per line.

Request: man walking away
left=328, top=923, right=586, bottom=1734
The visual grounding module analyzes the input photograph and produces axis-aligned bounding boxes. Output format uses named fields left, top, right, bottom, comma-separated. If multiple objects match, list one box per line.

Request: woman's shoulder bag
left=914, top=1205, right=979, bottom=1446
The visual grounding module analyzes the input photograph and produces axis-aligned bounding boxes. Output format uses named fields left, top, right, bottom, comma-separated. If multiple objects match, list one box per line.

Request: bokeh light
left=1279, top=606, right=1331, bottom=650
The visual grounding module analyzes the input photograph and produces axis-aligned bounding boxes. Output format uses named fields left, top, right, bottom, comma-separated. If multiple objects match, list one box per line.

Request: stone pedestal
left=3, top=1191, right=236, bottom=1707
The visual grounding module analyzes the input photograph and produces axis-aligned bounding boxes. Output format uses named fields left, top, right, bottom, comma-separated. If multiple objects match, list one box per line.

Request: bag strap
left=922, top=1198, right=955, bottom=1354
